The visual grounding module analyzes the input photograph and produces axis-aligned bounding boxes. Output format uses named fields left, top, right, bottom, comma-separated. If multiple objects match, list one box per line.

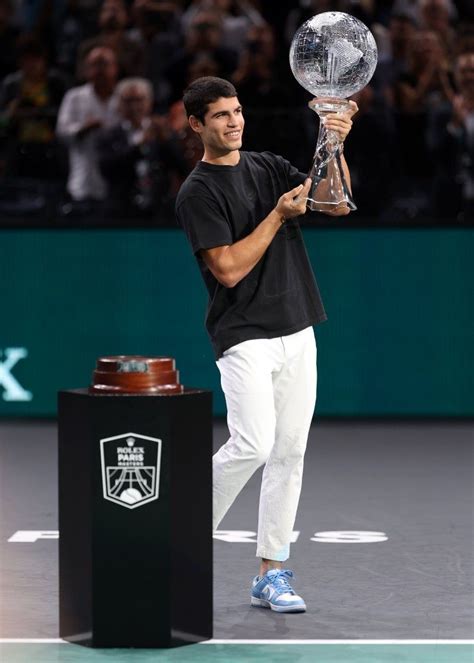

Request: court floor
left=0, top=419, right=473, bottom=662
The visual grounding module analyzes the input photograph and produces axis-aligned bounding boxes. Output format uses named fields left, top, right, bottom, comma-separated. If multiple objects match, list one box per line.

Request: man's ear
left=188, top=115, right=203, bottom=134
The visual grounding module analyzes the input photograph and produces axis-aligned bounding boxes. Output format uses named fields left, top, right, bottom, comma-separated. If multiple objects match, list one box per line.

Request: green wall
left=0, top=228, right=472, bottom=417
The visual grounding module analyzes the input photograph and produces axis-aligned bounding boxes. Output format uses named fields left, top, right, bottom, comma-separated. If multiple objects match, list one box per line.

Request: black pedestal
left=58, top=388, right=213, bottom=648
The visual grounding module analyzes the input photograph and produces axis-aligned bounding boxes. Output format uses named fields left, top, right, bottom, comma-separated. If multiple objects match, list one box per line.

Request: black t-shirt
left=175, top=150, right=327, bottom=358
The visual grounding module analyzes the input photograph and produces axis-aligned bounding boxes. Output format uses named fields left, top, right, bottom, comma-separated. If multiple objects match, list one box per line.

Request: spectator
left=456, top=24, right=474, bottom=54
left=77, top=0, right=145, bottom=79
left=394, top=29, right=452, bottom=114
left=187, top=52, right=220, bottom=81
left=393, top=28, right=453, bottom=190
left=428, top=49, right=474, bottom=221
left=181, top=0, right=265, bottom=52
left=164, top=9, right=239, bottom=103
left=54, top=0, right=103, bottom=77
left=0, top=35, right=67, bottom=178
left=13, top=0, right=66, bottom=51
left=168, top=97, right=203, bottom=171
left=56, top=46, right=119, bottom=203
left=418, top=0, right=457, bottom=56
left=130, top=0, right=183, bottom=45
left=0, top=0, right=19, bottom=81
left=343, top=85, right=397, bottom=218
left=128, top=0, right=184, bottom=111
left=165, top=53, right=222, bottom=173
left=372, top=10, right=419, bottom=97
left=165, top=54, right=221, bottom=174
left=97, top=77, right=188, bottom=218
left=231, top=23, right=300, bottom=161
left=232, top=23, right=282, bottom=106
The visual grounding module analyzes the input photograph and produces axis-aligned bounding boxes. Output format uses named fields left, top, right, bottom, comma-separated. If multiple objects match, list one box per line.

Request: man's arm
left=200, top=179, right=311, bottom=288
left=56, top=88, right=102, bottom=142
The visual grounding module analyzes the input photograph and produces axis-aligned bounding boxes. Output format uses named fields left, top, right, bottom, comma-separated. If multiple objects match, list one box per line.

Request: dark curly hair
left=183, top=76, right=238, bottom=124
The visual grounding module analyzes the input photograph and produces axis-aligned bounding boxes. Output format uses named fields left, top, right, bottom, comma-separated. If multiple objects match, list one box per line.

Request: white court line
left=202, top=640, right=474, bottom=645
left=0, top=639, right=69, bottom=643
left=1, top=639, right=473, bottom=645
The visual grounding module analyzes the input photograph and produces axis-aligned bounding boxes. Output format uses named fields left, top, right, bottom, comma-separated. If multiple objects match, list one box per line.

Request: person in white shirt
left=56, top=46, right=119, bottom=202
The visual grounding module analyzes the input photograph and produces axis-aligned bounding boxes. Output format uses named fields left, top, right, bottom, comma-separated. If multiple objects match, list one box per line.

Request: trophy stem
left=306, top=98, right=357, bottom=212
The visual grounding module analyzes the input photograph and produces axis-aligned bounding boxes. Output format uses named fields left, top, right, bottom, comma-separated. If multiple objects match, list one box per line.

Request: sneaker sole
left=251, top=596, right=307, bottom=613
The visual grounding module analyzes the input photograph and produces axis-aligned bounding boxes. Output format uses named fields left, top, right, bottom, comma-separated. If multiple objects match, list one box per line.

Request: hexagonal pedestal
left=58, top=388, right=213, bottom=648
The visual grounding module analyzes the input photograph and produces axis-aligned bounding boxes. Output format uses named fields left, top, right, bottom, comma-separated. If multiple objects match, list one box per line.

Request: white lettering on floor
left=311, top=531, right=388, bottom=543
left=8, top=531, right=59, bottom=542
left=7, top=530, right=388, bottom=543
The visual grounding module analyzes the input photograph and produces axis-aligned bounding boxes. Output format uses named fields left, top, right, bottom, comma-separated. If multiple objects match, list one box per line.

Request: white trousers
left=213, top=326, right=317, bottom=561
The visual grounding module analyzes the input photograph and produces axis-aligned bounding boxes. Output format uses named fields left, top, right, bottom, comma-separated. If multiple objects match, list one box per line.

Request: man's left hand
left=321, top=100, right=358, bottom=142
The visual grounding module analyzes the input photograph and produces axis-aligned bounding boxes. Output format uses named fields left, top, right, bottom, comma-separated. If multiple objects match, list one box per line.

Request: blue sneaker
left=251, top=569, right=306, bottom=613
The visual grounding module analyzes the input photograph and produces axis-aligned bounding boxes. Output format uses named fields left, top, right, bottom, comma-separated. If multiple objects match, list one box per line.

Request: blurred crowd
left=0, top=0, right=473, bottom=224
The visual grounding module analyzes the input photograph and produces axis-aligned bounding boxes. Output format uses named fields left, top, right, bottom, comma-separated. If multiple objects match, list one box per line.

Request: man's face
left=409, top=30, right=442, bottom=66
left=421, top=0, right=449, bottom=30
left=389, top=16, right=417, bottom=45
left=100, top=0, right=127, bottom=31
left=189, top=13, right=221, bottom=50
left=456, top=53, right=474, bottom=98
left=85, top=48, right=118, bottom=85
left=119, top=84, right=151, bottom=124
left=192, top=96, right=244, bottom=156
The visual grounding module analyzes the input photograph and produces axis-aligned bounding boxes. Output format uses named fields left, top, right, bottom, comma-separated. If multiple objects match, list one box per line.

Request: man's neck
left=202, top=150, right=241, bottom=166
left=93, top=83, right=114, bottom=101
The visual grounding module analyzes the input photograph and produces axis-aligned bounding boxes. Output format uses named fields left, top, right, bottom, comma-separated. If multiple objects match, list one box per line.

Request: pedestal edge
left=58, top=387, right=211, bottom=397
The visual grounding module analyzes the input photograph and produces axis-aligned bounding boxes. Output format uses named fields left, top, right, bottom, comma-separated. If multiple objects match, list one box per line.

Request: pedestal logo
left=99, top=432, right=162, bottom=509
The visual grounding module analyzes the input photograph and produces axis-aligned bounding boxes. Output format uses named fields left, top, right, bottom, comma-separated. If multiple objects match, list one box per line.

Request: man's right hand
left=275, top=178, right=311, bottom=221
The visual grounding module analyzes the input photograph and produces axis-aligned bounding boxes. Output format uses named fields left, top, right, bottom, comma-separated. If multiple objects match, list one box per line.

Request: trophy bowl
left=289, top=12, right=378, bottom=211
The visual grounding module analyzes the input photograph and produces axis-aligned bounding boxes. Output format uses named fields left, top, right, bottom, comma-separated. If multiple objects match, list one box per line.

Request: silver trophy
left=290, top=12, right=378, bottom=211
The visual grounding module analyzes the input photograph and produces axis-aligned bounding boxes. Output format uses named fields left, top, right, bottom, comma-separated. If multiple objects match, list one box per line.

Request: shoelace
left=267, top=569, right=295, bottom=595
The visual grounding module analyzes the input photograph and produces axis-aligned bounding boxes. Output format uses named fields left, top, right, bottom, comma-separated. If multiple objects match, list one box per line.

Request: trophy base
left=307, top=97, right=356, bottom=213
left=307, top=198, right=356, bottom=213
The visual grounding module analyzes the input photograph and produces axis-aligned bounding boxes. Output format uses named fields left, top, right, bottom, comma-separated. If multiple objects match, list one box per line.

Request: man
left=77, top=0, right=145, bottom=79
left=97, top=77, right=187, bottom=218
left=0, top=35, right=66, bottom=179
left=428, top=49, right=474, bottom=221
left=164, top=10, right=239, bottom=104
left=175, top=76, right=357, bottom=613
left=56, top=46, right=119, bottom=203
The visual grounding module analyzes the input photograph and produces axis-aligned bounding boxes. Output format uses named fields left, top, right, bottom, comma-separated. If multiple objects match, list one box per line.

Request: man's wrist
left=270, top=208, right=286, bottom=226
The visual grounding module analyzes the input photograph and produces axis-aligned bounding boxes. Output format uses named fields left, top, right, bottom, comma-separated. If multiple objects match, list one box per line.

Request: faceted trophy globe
left=289, top=11, right=378, bottom=212
left=289, top=11, right=378, bottom=99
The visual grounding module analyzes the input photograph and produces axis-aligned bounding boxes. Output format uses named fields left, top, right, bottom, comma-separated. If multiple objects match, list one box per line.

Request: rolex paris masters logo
left=100, top=432, right=162, bottom=509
